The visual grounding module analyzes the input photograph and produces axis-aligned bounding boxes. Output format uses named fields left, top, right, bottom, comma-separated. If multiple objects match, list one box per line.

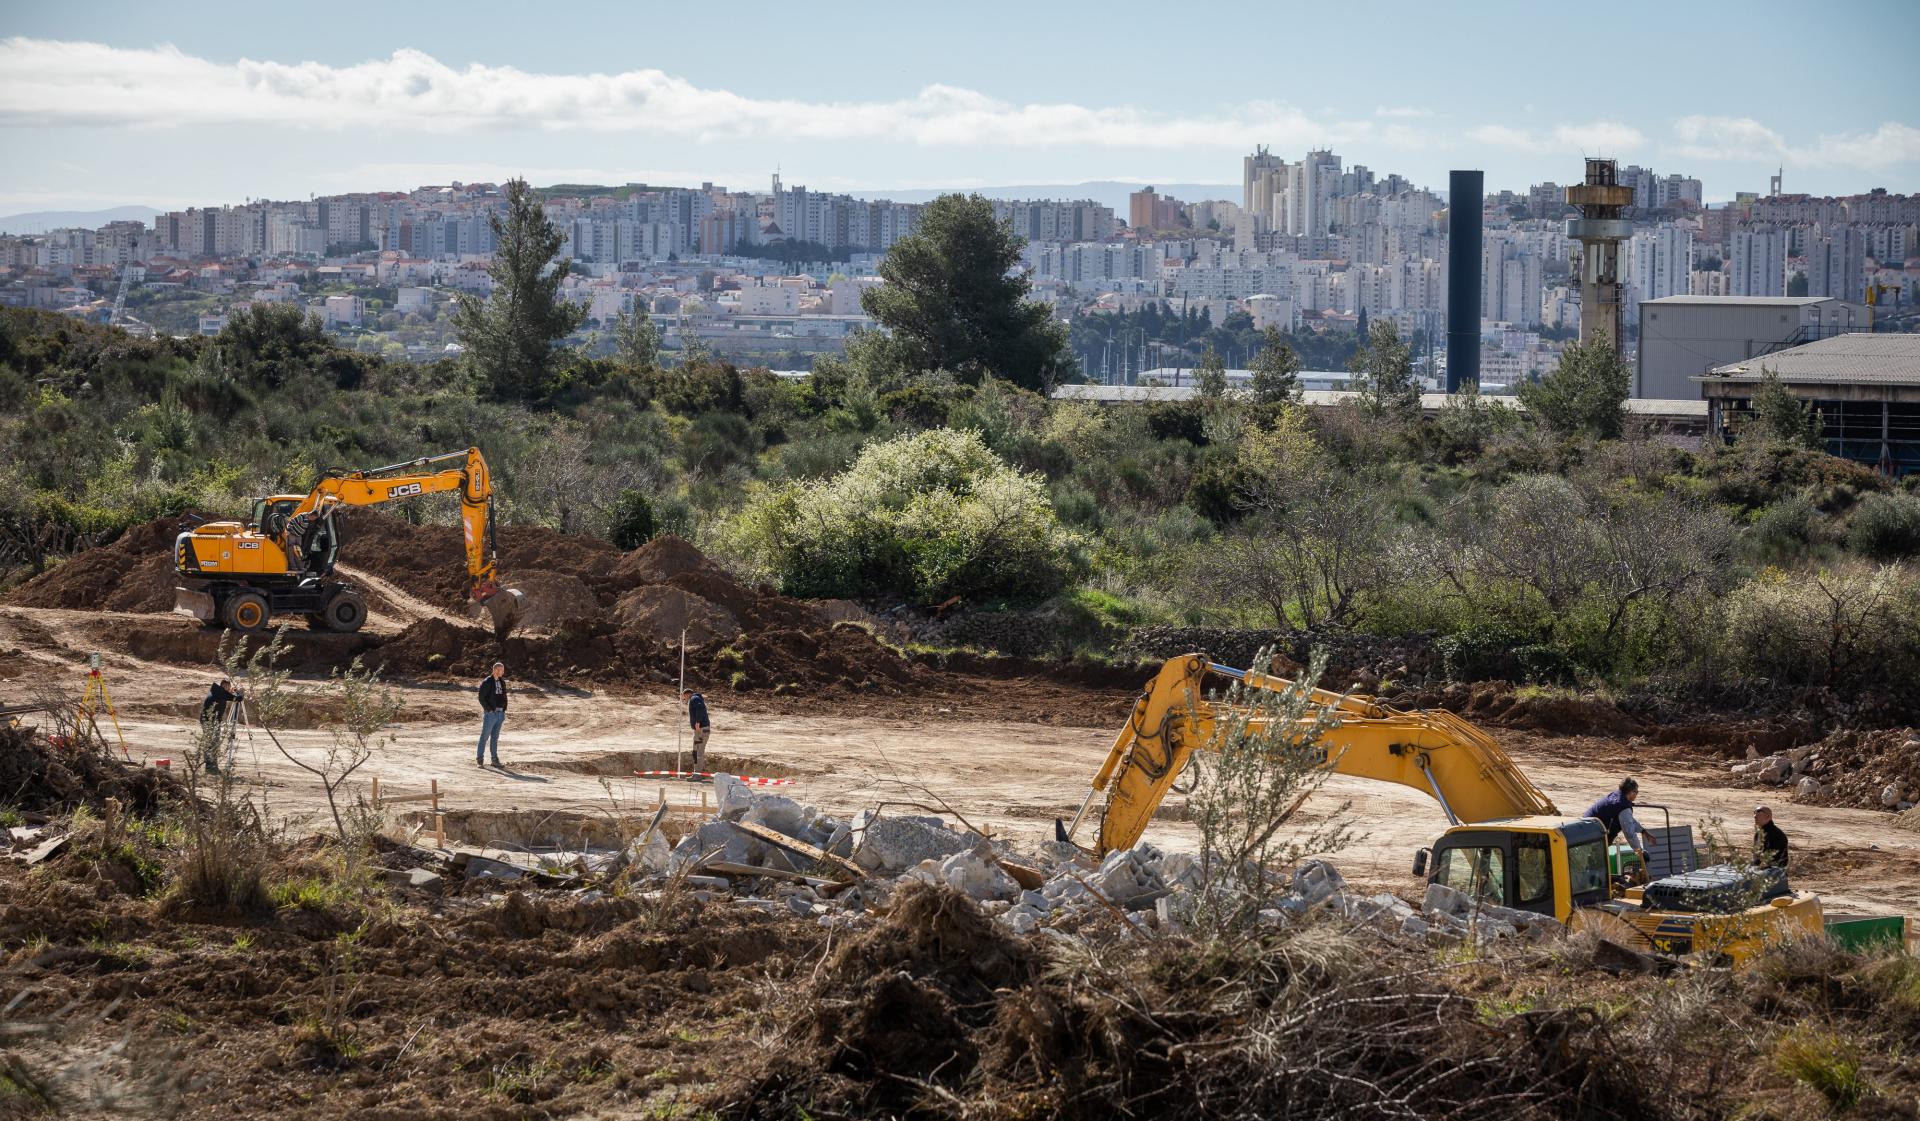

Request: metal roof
left=1642, top=295, right=1836, bottom=307
left=1699, top=332, right=1920, bottom=385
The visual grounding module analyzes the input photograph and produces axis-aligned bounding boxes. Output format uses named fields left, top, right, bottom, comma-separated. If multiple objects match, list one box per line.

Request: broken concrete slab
left=907, top=849, right=1018, bottom=902
left=386, top=867, right=444, bottom=894
left=852, top=814, right=975, bottom=874
left=463, top=855, right=525, bottom=883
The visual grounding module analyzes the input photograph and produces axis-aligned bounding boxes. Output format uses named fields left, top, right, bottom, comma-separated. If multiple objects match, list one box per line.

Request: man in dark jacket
left=476, top=662, right=507, bottom=767
left=1754, top=805, right=1790, bottom=869
left=200, top=677, right=243, bottom=774
left=1584, top=778, right=1659, bottom=860
left=682, top=689, right=710, bottom=770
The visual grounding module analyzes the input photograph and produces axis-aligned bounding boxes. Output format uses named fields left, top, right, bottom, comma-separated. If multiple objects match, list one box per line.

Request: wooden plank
left=376, top=793, right=440, bottom=805
left=997, top=858, right=1045, bottom=891
left=9, top=833, right=69, bottom=866
left=728, top=820, right=866, bottom=879
left=701, top=860, right=846, bottom=888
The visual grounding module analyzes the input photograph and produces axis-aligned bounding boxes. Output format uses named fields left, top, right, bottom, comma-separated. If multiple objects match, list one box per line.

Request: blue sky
left=1, top=0, right=1915, bottom=213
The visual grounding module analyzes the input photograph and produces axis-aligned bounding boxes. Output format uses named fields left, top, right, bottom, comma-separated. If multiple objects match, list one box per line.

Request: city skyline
left=2, top=0, right=1917, bottom=213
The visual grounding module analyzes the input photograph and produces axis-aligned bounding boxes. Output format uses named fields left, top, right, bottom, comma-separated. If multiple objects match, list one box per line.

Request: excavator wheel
left=322, top=590, right=368, bottom=633
left=223, top=591, right=270, bottom=634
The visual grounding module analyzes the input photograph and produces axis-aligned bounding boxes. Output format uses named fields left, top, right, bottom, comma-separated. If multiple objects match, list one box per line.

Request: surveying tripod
left=78, top=654, right=129, bottom=760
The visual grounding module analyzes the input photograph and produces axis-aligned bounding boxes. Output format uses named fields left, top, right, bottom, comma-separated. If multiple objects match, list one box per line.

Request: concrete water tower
left=1566, top=159, right=1634, bottom=354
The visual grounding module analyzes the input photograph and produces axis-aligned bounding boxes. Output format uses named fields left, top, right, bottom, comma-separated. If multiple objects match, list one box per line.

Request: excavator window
left=1436, top=845, right=1505, bottom=906
left=1515, top=835, right=1551, bottom=907
left=1566, top=837, right=1608, bottom=899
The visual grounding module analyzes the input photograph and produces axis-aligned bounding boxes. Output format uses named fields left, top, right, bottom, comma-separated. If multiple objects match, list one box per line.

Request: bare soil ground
left=4, top=603, right=1914, bottom=919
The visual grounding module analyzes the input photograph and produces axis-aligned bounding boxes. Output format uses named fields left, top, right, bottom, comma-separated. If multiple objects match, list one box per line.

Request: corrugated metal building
left=1636, top=295, right=1869, bottom=399
left=1696, top=333, right=1920, bottom=476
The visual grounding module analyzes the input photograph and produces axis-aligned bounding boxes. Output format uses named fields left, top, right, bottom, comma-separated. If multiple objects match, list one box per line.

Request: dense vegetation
left=3, top=186, right=1916, bottom=712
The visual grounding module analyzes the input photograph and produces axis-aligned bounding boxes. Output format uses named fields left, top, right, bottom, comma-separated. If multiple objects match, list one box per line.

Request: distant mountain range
left=851, top=182, right=1238, bottom=212
left=0, top=206, right=161, bottom=235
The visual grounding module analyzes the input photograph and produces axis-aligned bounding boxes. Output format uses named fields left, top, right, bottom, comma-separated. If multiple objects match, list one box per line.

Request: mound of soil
left=336, top=509, right=627, bottom=614
left=0, top=725, right=179, bottom=815
left=506, top=571, right=600, bottom=631
left=1391, top=682, right=1647, bottom=738
left=612, top=585, right=741, bottom=646
left=7, top=514, right=199, bottom=613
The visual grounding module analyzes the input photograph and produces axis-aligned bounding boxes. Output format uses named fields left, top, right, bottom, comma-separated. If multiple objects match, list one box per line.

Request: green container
left=1607, top=843, right=1643, bottom=877
left=1825, top=914, right=1907, bottom=952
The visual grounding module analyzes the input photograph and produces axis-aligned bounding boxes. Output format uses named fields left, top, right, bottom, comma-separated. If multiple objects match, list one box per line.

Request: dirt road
left=5, top=604, right=1915, bottom=917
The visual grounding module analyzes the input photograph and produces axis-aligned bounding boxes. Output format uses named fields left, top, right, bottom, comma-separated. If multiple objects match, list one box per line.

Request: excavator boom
left=1069, top=654, right=1557, bottom=858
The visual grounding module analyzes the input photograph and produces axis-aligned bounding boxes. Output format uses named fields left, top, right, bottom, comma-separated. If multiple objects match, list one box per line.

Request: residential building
left=1730, top=227, right=1789, bottom=297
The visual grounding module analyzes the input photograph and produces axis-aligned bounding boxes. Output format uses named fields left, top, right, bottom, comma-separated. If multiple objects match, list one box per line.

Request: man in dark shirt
left=682, top=689, right=710, bottom=770
left=200, top=677, right=243, bottom=774
left=1754, top=805, right=1790, bottom=869
left=476, top=662, right=507, bottom=767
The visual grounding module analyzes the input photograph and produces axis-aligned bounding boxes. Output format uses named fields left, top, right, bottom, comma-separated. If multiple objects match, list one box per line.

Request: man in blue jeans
left=476, top=661, right=507, bottom=767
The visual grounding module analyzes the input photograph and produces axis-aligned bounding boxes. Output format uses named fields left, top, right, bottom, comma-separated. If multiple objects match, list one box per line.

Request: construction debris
left=1730, top=729, right=1920, bottom=811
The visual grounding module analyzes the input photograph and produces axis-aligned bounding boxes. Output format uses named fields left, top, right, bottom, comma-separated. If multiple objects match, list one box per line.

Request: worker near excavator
left=1585, top=777, right=1658, bottom=859
left=199, top=677, right=244, bottom=774
left=1753, top=805, right=1790, bottom=870
left=476, top=662, right=507, bottom=768
left=682, top=689, right=710, bottom=770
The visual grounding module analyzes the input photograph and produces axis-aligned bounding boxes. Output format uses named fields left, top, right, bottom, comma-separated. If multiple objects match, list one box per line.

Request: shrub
left=1846, top=492, right=1920, bottom=561
left=609, top=489, right=656, bottom=550
left=1747, top=493, right=1825, bottom=564
left=1722, top=564, right=1920, bottom=689
left=727, top=428, right=1078, bottom=605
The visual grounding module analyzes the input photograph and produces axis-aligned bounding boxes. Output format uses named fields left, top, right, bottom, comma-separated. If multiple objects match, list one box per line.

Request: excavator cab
left=1424, top=818, right=1612, bottom=920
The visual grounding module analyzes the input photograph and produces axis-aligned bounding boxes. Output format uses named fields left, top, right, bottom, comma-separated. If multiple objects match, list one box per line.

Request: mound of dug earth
left=1770, top=727, right=1920, bottom=811
left=7, top=513, right=201, bottom=613
left=0, top=725, right=180, bottom=815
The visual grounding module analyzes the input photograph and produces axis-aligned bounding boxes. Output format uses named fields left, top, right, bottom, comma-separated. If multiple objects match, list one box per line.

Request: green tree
left=1516, top=338, right=1630, bottom=439
left=452, top=178, right=586, bottom=402
left=1247, top=326, right=1303, bottom=404
left=1787, top=272, right=1809, bottom=297
left=861, top=194, right=1072, bottom=391
left=1195, top=343, right=1228, bottom=399
left=1348, top=320, right=1419, bottom=421
left=1748, top=368, right=1824, bottom=449
left=611, top=302, right=660, bottom=370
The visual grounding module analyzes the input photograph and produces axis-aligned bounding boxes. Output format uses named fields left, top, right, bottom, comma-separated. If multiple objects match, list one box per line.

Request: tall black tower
left=1446, top=170, right=1483, bottom=393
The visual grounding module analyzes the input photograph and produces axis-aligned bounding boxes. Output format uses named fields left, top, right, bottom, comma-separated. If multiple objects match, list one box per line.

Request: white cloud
left=1374, top=106, right=1434, bottom=118
left=1468, top=121, right=1644, bottom=154
left=0, top=38, right=1375, bottom=152
left=1670, top=115, right=1920, bottom=171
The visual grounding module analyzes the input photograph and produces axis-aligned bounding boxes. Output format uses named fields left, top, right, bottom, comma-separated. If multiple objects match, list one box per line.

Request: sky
left=1, top=0, right=1917, bottom=214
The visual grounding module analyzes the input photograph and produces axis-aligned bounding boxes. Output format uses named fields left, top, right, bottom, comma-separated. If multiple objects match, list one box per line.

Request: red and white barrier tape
left=633, top=769, right=794, bottom=786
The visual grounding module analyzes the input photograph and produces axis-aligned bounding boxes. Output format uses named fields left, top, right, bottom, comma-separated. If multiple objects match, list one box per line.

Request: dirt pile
left=336, top=509, right=627, bottom=616
left=1747, top=727, right=1920, bottom=811
left=0, top=724, right=179, bottom=815
left=6, top=514, right=200, bottom=613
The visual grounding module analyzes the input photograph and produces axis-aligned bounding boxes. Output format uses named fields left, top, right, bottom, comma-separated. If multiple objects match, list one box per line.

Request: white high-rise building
left=1806, top=226, right=1868, bottom=301
left=1243, top=145, right=1286, bottom=216
left=1628, top=224, right=1694, bottom=317
left=1730, top=227, right=1789, bottom=297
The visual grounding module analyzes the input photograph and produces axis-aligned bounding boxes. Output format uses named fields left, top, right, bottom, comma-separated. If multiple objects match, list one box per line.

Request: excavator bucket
left=478, top=587, right=524, bottom=641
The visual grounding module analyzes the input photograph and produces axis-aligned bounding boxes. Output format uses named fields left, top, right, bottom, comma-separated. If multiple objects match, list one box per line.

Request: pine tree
left=861, top=194, right=1072, bottom=391
left=1196, top=343, right=1228, bottom=398
left=1349, top=320, right=1419, bottom=420
left=612, top=302, right=660, bottom=370
left=1247, top=326, right=1303, bottom=405
left=1516, top=339, right=1631, bottom=440
left=452, top=178, right=587, bottom=402
left=1749, top=368, right=1824, bottom=449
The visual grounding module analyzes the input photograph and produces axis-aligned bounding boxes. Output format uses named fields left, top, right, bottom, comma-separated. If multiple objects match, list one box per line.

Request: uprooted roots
left=716, top=882, right=1657, bottom=1121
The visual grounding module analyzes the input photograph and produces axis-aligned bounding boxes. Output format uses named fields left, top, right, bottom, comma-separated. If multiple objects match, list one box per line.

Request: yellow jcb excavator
left=173, top=447, right=521, bottom=637
left=1060, top=654, right=1843, bottom=967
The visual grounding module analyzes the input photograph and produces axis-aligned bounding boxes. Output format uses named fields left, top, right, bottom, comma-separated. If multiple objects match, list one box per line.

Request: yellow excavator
left=1060, top=654, right=1837, bottom=967
left=173, top=447, right=521, bottom=637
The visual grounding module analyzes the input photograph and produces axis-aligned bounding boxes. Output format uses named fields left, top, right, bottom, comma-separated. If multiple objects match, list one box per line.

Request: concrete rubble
left=1730, top=736, right=1920, bottom=811
left=391, top=782, right=1569, bottom=953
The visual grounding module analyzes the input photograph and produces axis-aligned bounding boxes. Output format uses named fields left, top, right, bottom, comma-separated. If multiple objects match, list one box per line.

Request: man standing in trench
left=476, top=662, right=507, bottom=768
left=683, top=688, right=710, bottom=772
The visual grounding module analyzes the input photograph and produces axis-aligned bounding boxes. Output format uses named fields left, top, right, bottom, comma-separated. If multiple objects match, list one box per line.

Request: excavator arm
left=292, top=448, right=502, bottom=597
left=1064, top=654, right=1558, bottom=858
left=289, top=448, right=519, bottom=635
